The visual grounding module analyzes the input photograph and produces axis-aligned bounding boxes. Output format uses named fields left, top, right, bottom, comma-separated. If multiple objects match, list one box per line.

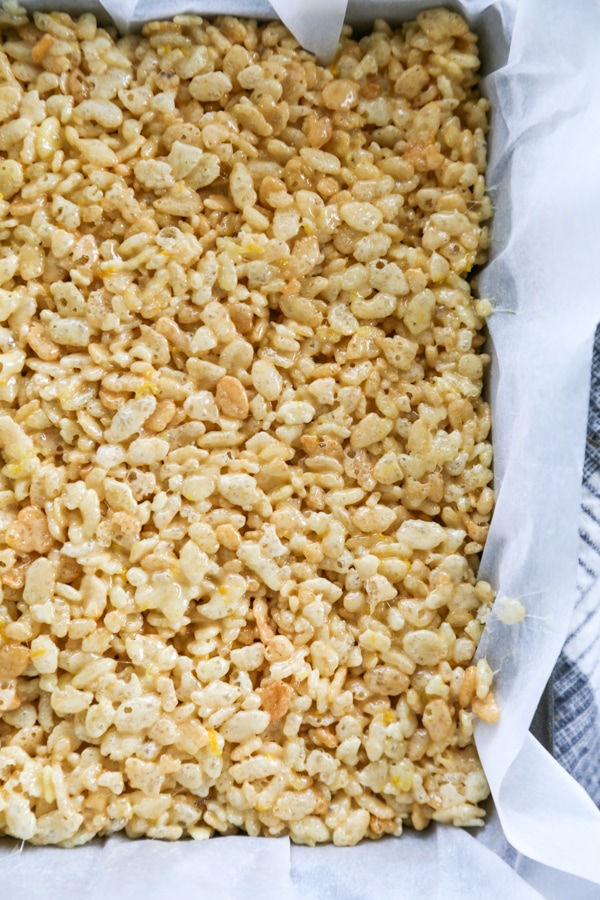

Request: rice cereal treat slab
left=0, top=4, right=497, bottom=846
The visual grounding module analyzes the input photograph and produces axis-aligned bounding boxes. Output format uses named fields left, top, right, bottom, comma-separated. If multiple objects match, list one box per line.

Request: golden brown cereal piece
left=300, top=434, right=345, bottom=462
left=411, top=803, right=432, bottom=832
left=56, top=555, right=83, bottom=585
left=459, top=665, right=478, bottom=708
left=2, top=554, right=34, bottom=589
left=228, top=303, right=254, bottom=334
left=0, top=644, right=30, bottom=681
left=0, top=682, right=21, bottom=712
left=472, top=692, right=501, bottom=723
left=215, top=376, right=249, bottom=419
left=144, top=400, right=177, bottom=433
left=27, top=323, right=60, bottom=361
left=31, top=32, right=54, bottom=63
left=5, top=507, right=53, bottom=554
left=66, top=67, right=89, bottom=104
left=258, top=681, right=294, bottom=722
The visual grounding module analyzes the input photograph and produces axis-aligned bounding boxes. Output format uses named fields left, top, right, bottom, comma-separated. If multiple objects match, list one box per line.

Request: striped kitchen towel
left=554, top=324, right=600, bottom=806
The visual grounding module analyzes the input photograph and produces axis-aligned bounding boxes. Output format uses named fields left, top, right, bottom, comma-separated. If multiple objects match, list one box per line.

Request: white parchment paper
left=2, top=1, right=600, bottom=897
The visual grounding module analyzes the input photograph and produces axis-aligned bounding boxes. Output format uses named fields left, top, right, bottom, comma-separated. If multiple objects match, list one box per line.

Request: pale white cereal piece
left=0, top=85, right=21, bottom=123
left=379, top=335, right=419, bottom=370
left=105, top=395, right=157, bottom=443
left=125, top=634, right=178, bottom=670
left=359, top=629, right=391, bottom=653
left=75, top=98, right=123, bottom=129
left=97, top=771, right=124, bottom=795
left=307, top=377, right=336, bottom=405
left=353, top=232, right=392, bottom=262
left=200, top=574, right=247, bottom=620
left=181, top=475, right=215, bottom=502
left=351, top=292, right=396, bottom=319
left=47, top=316, right=90, bottom=347
left=369, top=260, right=409, bottom=295
left=5, top=795, right=36, bottom=841
left=125, top=758, right=163, bottom=795
left=23, top=557, right=55, bottom=607
left=365, top=574, right=397, bottom=605
left=218, top=474, right=266, bottom=511
left=403, top=630, right=446, bottom=666
left=424, top=674, right=449, bottom=699
left=229, top=161, right=257, bottom=210
left=454, top=637, right=476, bottom=663
left=251, top=359, right=283, bottom=401
left=177, top=150, right=222, bottom=189
left=176, top=45, right=211, bottom=79
left=230, top=644, right=265, bottom=671
left=0, top=255, right=17, bottom=288
left=35, top=116, right=60, bottom=160
left=96, top=445, right=126, bottom=469
left=336, top=736, right=362, bottom=766
left=329, top=303, right=359, bottom=335
left=310, top=640, right=339, bottom=677
left=76, top=138, right=118, bottom=166
left=422, top=698, right=453, bottom=742
left=333, top=809, right=371, bottom=847
left=476, top=298, right=494, bottom=317
left=115, top=695, right=162, bottom=733
left=0, top=288, right=20, bottom=321
left=272, top=209, right=300, bottom=240
left=354, top=554, right=380, bottom=579
left=220, top=710, right=270, bottom=742
left=276, top=400, right=315, bottom=425
left=33, top=810, right=84, bottom=844
left=495, top=595, right=526, bottom=625
left=300, top=147, right=341, bottom=174
left=136, top=581, right=188, bottom=626
left=105, top=479, right=137, bottom=515
left=179, top=540, right=212, bottom=583
left=191, top=326, right=218, bottom=354
left=230, top=755, right=283, bottom=783
left=340, top=201, right=383, bottom=233
left=51, top=684, right=93, bottom=715
left=196, top=658, right=230, bottom=682
left=289, top=817, right=330, bottom=846
left=430, top=210, right=472, bottom=236
left=189, top=71, right=232, bottom=102
left=350, top=413, right=393, bottom=449
left=417, top=7, right=470, bottom=39
left=475, top=658, right=494, bottom=700
left=273, top=790, right=318, bottom=822
left=237, top=64, right=263, bottom=89
left=183, top=391, right=220, bottom=423
left=85, top=698, right=116, bottom=739
left=353, top=505, right=396, bottom=533
left=397, top=519, right=445, bottom=550
left=364, top=666, right=409, bottom=696
left=373, top=451, right=403, bottom=485
left=237, top=541, right=285, bottom=590
left=126, top=437, right=169, bottom=466
left=134, top=159, right=174, bottom=191
left=53, top=195, right=80, bottom=230
left=404, top=289, right=436, bottom=335
left=30, top=635, right=58, bottom=674
left=167, top=141, right=207, bottom=179
left=0, top=349, right=24, bottom=390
